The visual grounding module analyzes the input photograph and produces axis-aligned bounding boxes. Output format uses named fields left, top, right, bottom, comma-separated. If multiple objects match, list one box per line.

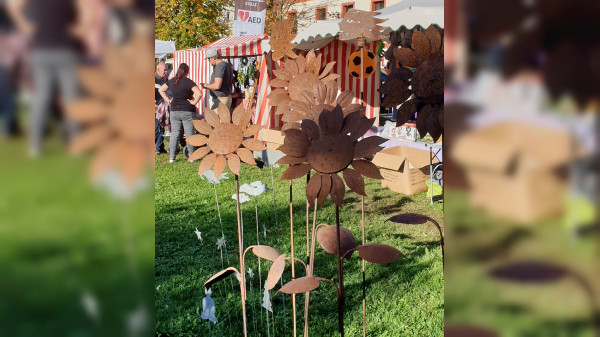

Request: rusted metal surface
left=251, top=245, right=283, bottom=262
left=268, top=19, right=297, bottom=62
left=276, top=276, right=328, bottom=295
left=338, top=9, right=387, bottom=41
left=385, top=213, right=430, bottom=225
left=316, top=224, right=356, bottom=259
left=352, top=243, right=404, bottom=264
left=489, top=262, right=568, bottom=283
left=204, top=267, right=240, bottom=289
left=267, top=254, right=286, bottom=290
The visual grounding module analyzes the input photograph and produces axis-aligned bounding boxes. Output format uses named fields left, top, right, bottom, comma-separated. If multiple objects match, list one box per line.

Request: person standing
left=201, top=49, right=233, bottom=110
left=155, top=61, right=168, bottom=154
left=158, top=63, right=201, bottom=163
left=7, top=0, right=81, bottom=157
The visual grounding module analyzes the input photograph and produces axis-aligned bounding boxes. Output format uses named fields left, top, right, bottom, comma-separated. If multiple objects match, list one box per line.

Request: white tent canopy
left=375, top=0, right=444, bottom=31
left=292, top=0, right=443, bottom=48
left=155, top=39, right=176, bottom=58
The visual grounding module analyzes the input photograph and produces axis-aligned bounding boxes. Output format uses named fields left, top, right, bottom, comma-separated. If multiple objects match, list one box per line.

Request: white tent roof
left=155, top=39, right=176, bottom=58
left=376, top=0, right=444, bottom=31
left=292, top=1, right=443, bottom=49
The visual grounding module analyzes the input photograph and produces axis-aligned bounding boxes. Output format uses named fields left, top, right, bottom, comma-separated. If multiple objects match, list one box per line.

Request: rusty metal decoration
left=268, top=19, right=298, bottom=62
left=191, top=102, right=264, bottom=177
left=276, top=106, right=385, bottom=208
left=316, top=224, right=356, bottom=259
left=276, top=276, right=337, bottom=295
left=338, top=9, right=387, bottom=42
left=488, top=262, right=568, bottom=284
left=386, top=213, right=444, bottom=266
left=66, top=30, right=155, bottom=190
left=268, top=49, right=362, bottom=131
left=343, top=243, right=404, bottom=264
left=250, top=245, right=282, bottom=262
left=379, top=24, right=444, bottom=142
left=445, top=324, right=499, bottom=337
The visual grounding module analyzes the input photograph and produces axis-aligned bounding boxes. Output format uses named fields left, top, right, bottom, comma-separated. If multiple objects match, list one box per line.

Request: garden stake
left=361, top=195, right=366, bottom=337
left=306, top=174, right=310, bottom=264
left=335, top=205, right=344, bottom=336
left=269, top=163, right=287, bottom=330
left=289, top=179, right=297, bottom=337
left=213, top=183, right=234, bottom=292
left=253, top=196, right=264, bottom=328
left=235, top=175, right=248, bottom=337
left=303, top=199, right=318, bottom=337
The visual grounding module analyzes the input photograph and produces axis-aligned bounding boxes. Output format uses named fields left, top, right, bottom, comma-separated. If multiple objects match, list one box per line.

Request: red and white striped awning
left=198, top=34, right=270, bottom=57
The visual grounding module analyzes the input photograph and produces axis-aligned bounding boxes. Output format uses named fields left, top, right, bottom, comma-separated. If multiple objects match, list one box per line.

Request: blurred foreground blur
left=0, top=1, right=154, bottom=336
left=445, top=0, right=598, bottom=336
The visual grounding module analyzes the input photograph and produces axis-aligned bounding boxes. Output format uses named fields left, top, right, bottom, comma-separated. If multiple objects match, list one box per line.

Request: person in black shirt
left=158, top=63, right=201, bottom=163
left=155, top=62, right=168, bottom=154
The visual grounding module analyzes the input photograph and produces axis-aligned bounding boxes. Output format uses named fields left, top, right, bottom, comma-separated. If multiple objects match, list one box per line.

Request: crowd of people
left=154, top=49, right=235, bottom=163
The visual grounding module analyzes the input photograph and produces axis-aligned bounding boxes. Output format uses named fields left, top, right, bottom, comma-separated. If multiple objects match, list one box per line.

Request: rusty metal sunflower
left=380, top=24, right=444, bottom=142
left=275, top=105, right=385, bottom=207
left=190, top=103, right=265, bottom=177
left=268, top=49, right=364, bottom=131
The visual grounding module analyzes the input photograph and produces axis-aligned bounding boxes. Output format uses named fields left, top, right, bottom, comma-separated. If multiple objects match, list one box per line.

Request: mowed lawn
left=155, top=150, right=444, bottom=337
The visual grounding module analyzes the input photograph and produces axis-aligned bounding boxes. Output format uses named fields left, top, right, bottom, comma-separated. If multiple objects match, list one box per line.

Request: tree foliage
left=155, top=0, right=233, bottom=50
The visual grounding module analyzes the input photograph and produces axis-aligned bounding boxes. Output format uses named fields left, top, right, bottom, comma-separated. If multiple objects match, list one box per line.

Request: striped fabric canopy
left=172, top=35, right=270, bottom=115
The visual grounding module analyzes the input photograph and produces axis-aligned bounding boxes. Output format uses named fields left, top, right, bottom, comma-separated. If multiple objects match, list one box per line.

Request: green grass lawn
left=155, top=150, right=444, bottom=336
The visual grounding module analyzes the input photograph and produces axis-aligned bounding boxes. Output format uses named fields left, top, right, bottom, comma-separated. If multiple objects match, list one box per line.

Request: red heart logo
left=239, top=11, right=249, bottom=22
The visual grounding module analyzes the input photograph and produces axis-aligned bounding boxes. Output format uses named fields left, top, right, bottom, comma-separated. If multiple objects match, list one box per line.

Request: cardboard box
left=451, top=123, right=571, bottom=223
left=372, top=145, right=436, bottom=195
left=258, top=128, right=285, bottom=145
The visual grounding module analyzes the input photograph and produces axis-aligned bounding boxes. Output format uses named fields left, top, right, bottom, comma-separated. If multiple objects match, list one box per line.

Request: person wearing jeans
left=157, top=62, right=201, bottom=163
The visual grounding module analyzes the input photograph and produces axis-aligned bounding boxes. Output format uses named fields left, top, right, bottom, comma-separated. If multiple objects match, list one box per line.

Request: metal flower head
left=268, top=19, right=298, bottom=62
left=268, top=50, right=364, bottom=131
left=381, top=24, right=444, bottom=142
left=275, top=105, right=386, bottom=207
left=188, top=103, right=265, bottom=177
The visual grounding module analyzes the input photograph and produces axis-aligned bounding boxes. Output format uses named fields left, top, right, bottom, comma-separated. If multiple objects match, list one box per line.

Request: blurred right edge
left=444, top=0, right=599, bottom=336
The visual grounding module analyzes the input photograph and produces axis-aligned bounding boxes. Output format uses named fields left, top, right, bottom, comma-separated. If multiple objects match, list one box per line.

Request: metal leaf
left=243, top=124, right=263, bottom=137
left=425, top=24, right=442, bottom=55
left=395, top=99, right=418, bottom=127
left=284, top=58, right=299, bottom=76
left=270, top=78, right=289, bottom=88
left=226, top=153, right=240, bottom=176
left=305, top=171, right=321, bottom=203
left=336, top=91, right=354, bottom=107
left=354, top=243, right=403, bottom=264
left=237, top=148, right=256, bottom=165
left=300, top=119, right=320, bottom=141
left=289, top=100, right=310, bottom=113
left=305, top=50, right=321, bottom=75
left=277, top=276, right=324, bottom=295
left=317, top=173, right=332, bottom=207
left=66, top=99, right=106, bottom=123
left=282, top=111, right=304, bottom=123
left=351, top=160, right=383, bottom=180
left=281, top=122, right=301, bottom=132
left=198, top=153, right=217, bottom=175
left=426, top=105, right=443, bottom=142
left=204, top=267, right=239, bottom=289
left=188, top=146, right=211, bottom=162
left=251, top=245, right=282, bottom=262
left=299, top=90, right=315, bottom=106
left=416, top=105, right=429, bottom=138
left=204, top=108, right=221, bottom=128
left=275, top=155, right=308, bottom=166
left=343, top=104, right=365, bottom=117
left=217, top=103, right=231, bottom=124
left=385, top=213, right=430, bottom=225
left=273, top=69, right=293, bottom=81
left=320, top=73, right=341, bottom=83
left=69, top=125, right=111, bottom=154
left=411, top=30, right=431, bottom=61
left=319, top=105, right=344, bottom=135
left=445, top=325, right=498, bottom=337
left=318, top=61, right=336, bottom=79
left=393, top=48, right=420, bottom=68
left=193, top=120, right=213, bottom=135
left=354, top=136, right=387, bottom=158
left=489, top=262, right=568, bottom=284
left=281, top=164, right=312, bottom=180
left=325, top=80, right=338, bottom=104
left=341, top=111, right=362, bottom=136
left=242, top=138, right=265, bottom=152
left=295, top=54, right=306, bottom=73
left=317, top=224, right=356, bottom=259
left=231, top=103, right=247, bottom=125
left=238, top=106, right=253, bottom=129
left=313, top=80, right=327, bottom=104
left=330, top=173, right=345, bottom=208
left=267, top=88, right=288, bottom=100
left=283, top=129, right=310, bottom=148
left=277, top=142, right=309, bottom=157
left=213, top=154, right=227, bottom=178
left=186, top=134, right=209, bottom=147
left=267, top=254, right=286, bottom=290
left=349, top=117, right=376, bottom=142
left=379, top=77, right=412, bottom=108
left=342, top=168, right=365, bottom=196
